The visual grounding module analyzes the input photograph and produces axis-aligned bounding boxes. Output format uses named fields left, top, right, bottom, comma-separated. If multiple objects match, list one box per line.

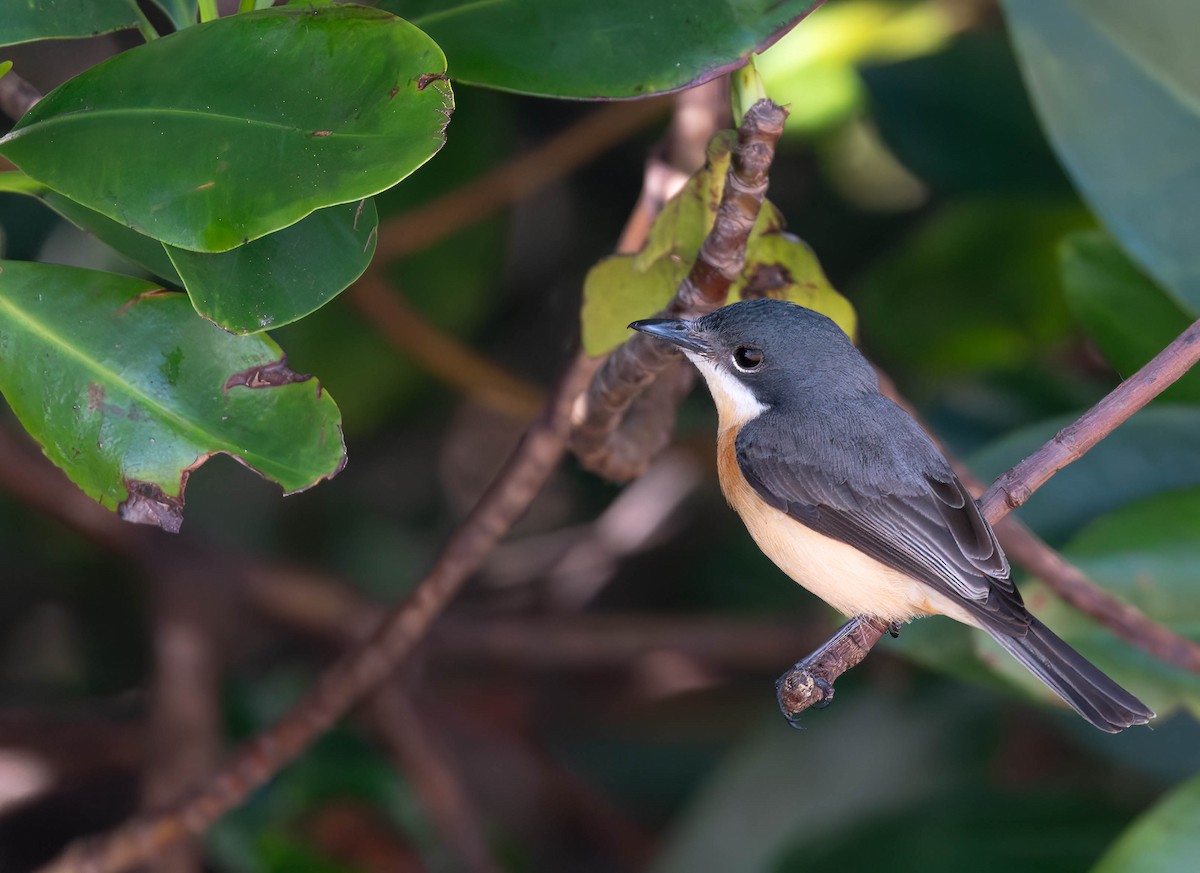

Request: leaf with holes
left=0, top=261, right=345, bottom=532
left=0, top=5, right=450, bottom=252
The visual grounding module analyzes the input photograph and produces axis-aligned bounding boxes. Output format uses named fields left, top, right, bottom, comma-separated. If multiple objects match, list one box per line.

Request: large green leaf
left=1060, top=230, right=1200, bottom=403
left=968, top=406, right=1200, bottom=545
left=0, top=0, right=142, bottom=47
left=1005, top=0, right=1200, bottom=312
left=0, top=261, right=344, bottom=532
left=380, top=0, right=824, bottom=99
left=1093, top=770, right=1200, bottom=873
left=167, top=199, right=378, bottom=334
left=0, top=5, right=451, bottom=252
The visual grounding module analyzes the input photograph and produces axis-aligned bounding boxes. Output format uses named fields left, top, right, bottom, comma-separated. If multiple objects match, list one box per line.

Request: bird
left=629, top=298, right=1153, bottom=733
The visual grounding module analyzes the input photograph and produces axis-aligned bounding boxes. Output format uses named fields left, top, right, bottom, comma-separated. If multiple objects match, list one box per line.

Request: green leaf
left=380, top=0, right=824, bottom=99
left=0, top=0, right=142, bottom=47
left=0, top=5, right=451, bottom=252
left=1005, top=0, right=1200, bottom=312
left=581, top=132, right=854, bottom=355
left=968, top=406, right=1200, bottom=545
left=167, top=199, right=378, bottom=334
left=1061, top=230, right=1200, bottom=403
left=0, top=261, right=344, bottom=532
left=1093, top=770, right=1200, bottom=873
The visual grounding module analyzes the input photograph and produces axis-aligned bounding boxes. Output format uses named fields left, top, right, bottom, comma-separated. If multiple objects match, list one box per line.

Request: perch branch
left=571, top=99, right=788, bottom=480
left=979, top=318, right=1200, bottom=520
left=778, top=317, right=1200, bottom=718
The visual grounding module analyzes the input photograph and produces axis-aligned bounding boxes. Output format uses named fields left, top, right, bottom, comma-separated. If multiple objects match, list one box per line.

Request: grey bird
left=630, top=298, right=1153, bottom=732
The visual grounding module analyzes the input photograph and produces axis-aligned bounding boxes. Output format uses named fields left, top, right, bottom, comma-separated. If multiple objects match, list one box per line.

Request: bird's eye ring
left=732, top=346, right=764, bottom=371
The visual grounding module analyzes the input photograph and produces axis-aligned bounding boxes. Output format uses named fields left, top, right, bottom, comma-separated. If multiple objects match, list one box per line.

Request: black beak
left=628, top=318, right=710, bottom=354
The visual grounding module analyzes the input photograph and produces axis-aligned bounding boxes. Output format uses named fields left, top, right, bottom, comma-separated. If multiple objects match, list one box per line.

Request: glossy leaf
left=167, top=199, right=378, bottom=334
left=381, top=0, right=824, bottom=99
left=0, top=0, right=142, bottom=47
left=0, top=261, right=344, bottom=531
left=1093, top=770, right=1200, bottom=873
left=1005, top=0, right=1200, bottom=311
left=1061, top=230, right=1200, bottom=403
left=0, top=6, right=451, bottom=252
left=581, top=132, right=854, bottom=355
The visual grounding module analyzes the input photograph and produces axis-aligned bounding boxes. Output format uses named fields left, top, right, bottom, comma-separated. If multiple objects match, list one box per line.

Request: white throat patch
left=684, top=352, right=769, bottom=430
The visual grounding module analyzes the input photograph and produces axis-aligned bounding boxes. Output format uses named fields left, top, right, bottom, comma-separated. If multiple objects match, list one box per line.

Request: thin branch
left=778, top=322, right=1200, bottom=717
left=33, top=355, right=597, bottom=873
left=571, top=100, right=788, bottom=480
left=980, top=318, right=1200, bottom=521
left=374, top=98, right=670, bottom=263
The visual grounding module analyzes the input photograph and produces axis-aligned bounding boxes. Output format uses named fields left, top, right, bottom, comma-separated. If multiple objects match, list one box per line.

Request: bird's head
left=629, top=298, right=874, bottom=426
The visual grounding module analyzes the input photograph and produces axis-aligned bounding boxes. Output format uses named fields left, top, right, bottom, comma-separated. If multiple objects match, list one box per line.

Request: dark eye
left=732, top=346, right=764, bottom=371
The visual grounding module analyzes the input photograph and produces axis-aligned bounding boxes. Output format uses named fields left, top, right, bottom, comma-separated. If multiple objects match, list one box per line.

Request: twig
left=374, top=98, right=670, bottom=263
left=778, top=321, right=1200, bottom=717
left=980, top=318, right=1200, bottom=520
left=571, top=99, right=788, bottom=480
left=33, top=354, right=597, bottom=873
left=0, top=68, right=40, bottom=122
left=348, top=272, right=544, bottom=421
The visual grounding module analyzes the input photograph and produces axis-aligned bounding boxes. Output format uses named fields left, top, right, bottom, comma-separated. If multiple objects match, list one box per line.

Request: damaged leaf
left=167, top=199, right=379, bottom=334
left=0, top=5, right=450, bottom=252
left=0, top=261, right=345, bottom=531
left=383, top=0, right=825, bottom=99
left=581, top=132, right=855, bottom=355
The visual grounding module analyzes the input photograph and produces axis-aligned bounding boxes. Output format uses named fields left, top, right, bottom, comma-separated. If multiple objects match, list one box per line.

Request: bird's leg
left=776, top=616, right=890, bottom=729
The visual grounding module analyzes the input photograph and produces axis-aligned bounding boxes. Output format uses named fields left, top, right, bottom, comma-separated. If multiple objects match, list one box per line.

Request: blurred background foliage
left=1, top=1, right=1199, bottom=872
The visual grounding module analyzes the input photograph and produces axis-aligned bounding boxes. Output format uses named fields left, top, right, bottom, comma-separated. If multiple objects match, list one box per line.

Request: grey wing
left=736, top=410, right=1028, bottom=636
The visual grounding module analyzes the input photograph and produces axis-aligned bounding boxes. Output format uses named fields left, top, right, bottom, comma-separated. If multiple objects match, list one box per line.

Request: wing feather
left=736, top=403, right=1026, bottom=636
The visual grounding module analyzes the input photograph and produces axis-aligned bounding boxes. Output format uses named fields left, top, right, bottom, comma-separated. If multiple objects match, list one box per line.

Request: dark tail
left=989, top=617, right=1154, bottom=733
